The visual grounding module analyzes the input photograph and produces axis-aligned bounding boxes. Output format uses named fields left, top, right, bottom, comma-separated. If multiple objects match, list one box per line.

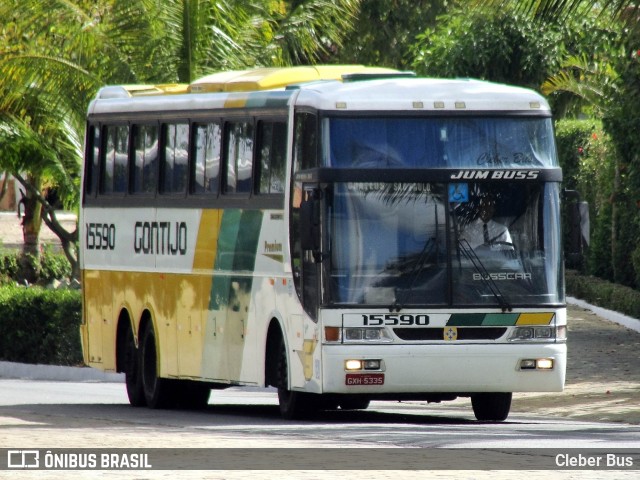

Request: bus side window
left=192, top=122, right=221, bottom=195
left=101, top=125, right=129, bottom=194
left=294, top=112, right=317, bottom=172
left=257, top=121, right=286, bottom=194
left=224, top=121, right=253, bottom=194
left=162, top=123, right=189, bottom=194
left=84, top=125, right=100, bottom=197
left=131, top=124, right=159, bottom=195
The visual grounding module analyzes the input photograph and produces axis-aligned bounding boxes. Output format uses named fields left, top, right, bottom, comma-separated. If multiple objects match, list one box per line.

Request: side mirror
left=564, top=190, right=590, bottom=267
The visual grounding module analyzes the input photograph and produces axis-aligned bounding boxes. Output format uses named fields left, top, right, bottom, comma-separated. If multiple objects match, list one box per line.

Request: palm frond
left=542, top=54, right=619, bottom=114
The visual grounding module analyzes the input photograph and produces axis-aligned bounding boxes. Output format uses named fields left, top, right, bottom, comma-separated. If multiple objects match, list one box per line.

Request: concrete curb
left=0, top=361, right=123, bottom=383
left=567, top=296, right=640, bottom=333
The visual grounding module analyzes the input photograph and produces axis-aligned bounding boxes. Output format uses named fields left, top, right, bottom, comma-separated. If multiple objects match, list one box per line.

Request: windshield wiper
left=457, top=239, right=512, bottom=312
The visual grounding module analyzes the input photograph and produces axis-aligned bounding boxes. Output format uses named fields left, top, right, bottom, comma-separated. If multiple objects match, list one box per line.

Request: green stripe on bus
left=447, top=313, right=520, bottom=326
left=209, top=209, right=264, bottom=310
left=482, top=313, right=520, bottom=326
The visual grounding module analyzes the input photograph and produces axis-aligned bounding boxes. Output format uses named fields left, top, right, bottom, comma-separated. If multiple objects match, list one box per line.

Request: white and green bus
left=80, top=66, right=566, bottom=421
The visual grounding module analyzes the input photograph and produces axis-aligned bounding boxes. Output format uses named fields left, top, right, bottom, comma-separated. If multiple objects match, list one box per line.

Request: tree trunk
left=610, top=159, right=621, bottom=282
left=14, top=172, right=80, bottom=281
left=18, top=176, right=43, bottom=283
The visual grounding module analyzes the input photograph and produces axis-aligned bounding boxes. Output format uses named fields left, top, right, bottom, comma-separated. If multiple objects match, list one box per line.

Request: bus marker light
left=557, top=325, right=567, bottom=340
left=363, top=359, right=381, bottom=370
left=325, top=327, right=341, bottom=342
left=520, top=359, right=536, bottom=370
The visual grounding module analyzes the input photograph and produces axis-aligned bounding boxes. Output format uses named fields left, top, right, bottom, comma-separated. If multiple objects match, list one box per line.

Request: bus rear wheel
left=471, top=392, right=512, bottom=421
left=140, top=323, right=177, bottom=409
left=123, top=326, right=145, bottom=407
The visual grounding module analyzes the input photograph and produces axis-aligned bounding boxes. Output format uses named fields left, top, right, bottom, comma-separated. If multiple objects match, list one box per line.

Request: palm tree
left=0, top=0, right=361, bottom=280
left=500, top=0, right=640, bottom=285
left=478, top=1, right=638, bottom=20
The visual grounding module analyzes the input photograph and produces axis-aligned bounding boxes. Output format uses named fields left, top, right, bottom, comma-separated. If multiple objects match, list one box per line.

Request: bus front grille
left=393, top=327, right=507, bottom=341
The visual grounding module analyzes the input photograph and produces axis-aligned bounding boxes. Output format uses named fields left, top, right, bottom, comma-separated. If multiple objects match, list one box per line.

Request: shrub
left=0, top=248, right=71, bottom=285
left=555, top=120, right=615, bottom=279
left=566, top=270, right=640, bottom=320
left=0, top=284, right=82, bottom=365
left=38, top=248, right=73, bottom=283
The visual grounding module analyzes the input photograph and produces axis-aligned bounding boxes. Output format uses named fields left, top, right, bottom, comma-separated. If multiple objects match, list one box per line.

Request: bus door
left=206, top=209, right=263, bottom=383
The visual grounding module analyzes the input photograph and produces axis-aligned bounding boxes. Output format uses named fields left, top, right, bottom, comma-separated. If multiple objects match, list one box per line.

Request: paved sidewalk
left=0, top=210, right=76, bottom=250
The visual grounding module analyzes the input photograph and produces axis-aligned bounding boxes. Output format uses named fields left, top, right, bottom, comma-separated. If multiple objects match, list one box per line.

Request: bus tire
left=175, top=380, right=211, bottom=410
left=471, top=392, right=512, bottom=421
left=276, top=337, right=315, bottom=420
left=123, top=325, right=146, bottom=407
left=140, top=323, right=177, bottom=409
left=339, top=397, right=370, bottom=411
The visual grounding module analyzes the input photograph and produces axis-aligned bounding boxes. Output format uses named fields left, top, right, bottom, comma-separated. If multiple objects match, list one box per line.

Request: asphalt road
left=0, top=380, right=639, bottom=479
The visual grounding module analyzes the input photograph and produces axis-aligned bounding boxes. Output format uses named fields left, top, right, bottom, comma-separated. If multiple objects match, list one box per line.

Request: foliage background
left=0, top=285, right=82, bottom=365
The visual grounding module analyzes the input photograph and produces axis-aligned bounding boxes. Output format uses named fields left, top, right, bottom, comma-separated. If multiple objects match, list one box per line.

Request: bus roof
left=88, top=67, right=550, bottom=116
left=294, top=77, right=550, bottom=113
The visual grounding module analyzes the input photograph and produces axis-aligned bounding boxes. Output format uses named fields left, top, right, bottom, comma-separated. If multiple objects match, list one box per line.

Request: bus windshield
left=324, top=117, right=557, bottom=168
left=327, top=181, right=563, bottom=307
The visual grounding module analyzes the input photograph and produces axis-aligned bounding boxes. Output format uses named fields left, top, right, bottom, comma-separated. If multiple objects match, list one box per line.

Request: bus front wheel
left=140, top=323, right=177, bottom=409
left=471, top=392, right=512, bottom=421
left=276, top=337, right=316, bottom=419
left=339, top=397, right=370, bottom=411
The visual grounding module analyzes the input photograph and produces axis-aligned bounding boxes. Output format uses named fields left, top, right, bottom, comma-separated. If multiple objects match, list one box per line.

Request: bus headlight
left=345, top=359, right=382, bottom=371
left=324, top=327, right=393, bottom=343
left=344, top=327, right=393, bottom=343
left=508, top=326, right=562, bottom=342
left=520, top=358, right=554, bottom=370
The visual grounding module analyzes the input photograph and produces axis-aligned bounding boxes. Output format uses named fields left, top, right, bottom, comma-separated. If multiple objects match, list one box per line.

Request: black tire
left=140, top=323, right=177, bottom=409
left=175, top=380, right=211, bottom=410
left=123, top=326, right=146, bottom=407
left=275, top=337, right=316, bottom=420
left=471, top=392, right=512, bottom=421
left=339, top=397, right=370, bottom=411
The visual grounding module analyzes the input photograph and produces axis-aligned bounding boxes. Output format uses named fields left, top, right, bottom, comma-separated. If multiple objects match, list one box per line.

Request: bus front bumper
left=322, top=343, right=566, bottom=395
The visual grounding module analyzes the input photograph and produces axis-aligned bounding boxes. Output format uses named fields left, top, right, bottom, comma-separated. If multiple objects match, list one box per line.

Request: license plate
left=345, top=373, right=385, bottom=386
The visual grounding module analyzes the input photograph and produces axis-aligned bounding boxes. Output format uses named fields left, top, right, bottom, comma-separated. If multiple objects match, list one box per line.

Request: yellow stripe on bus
left=224, top=96, right=248, bottom=109
left=192, top=209, right=222, bottom=272
left=516, top=312, right=555, bottom=325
